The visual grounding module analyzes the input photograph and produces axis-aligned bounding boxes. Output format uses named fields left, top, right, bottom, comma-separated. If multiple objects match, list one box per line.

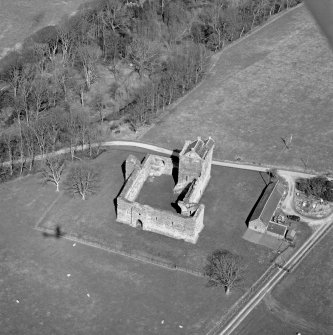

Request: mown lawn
left=39, top=148, right=283, bottom=287
left=142, top=5, right=333, bottom=174
left=1, top=147, right=314, bottom=334
left=0, top=171, right=235, bottom=335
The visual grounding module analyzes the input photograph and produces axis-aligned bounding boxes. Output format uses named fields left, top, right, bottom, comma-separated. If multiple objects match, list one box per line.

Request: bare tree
left=57, top=24, right=74, bottom=66
left=22, top=123, right=37, bottom=171
left=76, top=44, right=101, bottom=89
left=4, top=63, right=21, bottom=101
left=204, top=249, right=246, bottom=294
left=31, top=76, right=48, bottom=120
left=100, top=0, right=130, bottom=33
left=126, top=37, right=161, bottom=77
left=66, top=163, right=99, bottom=200
left=200, top=0, right=229, bottom=50
left=42, top=157, right=65, bottom=192
left=1, top=128, right=18, bottom=176
left=280, top=134, right=293, bottom=151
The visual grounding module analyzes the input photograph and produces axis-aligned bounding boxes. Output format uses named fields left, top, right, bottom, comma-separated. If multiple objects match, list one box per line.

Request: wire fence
left=35, top=226, right=205, bottom=278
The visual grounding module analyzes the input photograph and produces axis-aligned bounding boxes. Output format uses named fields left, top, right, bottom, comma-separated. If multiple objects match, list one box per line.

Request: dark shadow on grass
left=114, top=163, right=127, bottom=216
left=171, top=149, right=180, bottom=184
left=245, top=183, right=272, bottom=227
left=121, top=161, right=126, bottom=180
left=42, top=225, right=66, bottom=239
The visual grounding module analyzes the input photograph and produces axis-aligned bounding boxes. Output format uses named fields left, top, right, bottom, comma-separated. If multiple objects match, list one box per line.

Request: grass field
left=37, top=148, right=311, bottom=285
left=0, top=148, right=314, bottom=334
left=142, top=5, right=333, bottom=174
left=37, top=149, right=274, bottom=278
left=0, top=166, right=233, bottom=335
left=0, top=0, right=87, bottom=57
left=232, top=228, right=333, bottom=335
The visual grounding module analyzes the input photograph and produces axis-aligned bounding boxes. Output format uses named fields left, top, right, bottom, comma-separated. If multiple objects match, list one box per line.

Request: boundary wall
left=116, top=153, right=205, bottom=243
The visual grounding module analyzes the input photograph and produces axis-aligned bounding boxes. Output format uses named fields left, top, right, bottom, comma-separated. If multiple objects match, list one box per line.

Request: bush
left=296, top=176, right=333, bottom=202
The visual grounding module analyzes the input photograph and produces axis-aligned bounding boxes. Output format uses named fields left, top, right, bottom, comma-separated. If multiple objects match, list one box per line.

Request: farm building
left=248, top=181, right=288, bottom=239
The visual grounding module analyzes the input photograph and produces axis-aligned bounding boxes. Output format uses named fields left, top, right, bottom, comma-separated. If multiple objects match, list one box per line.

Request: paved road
left=0, top=139, right=292, bottom=174
left=217, top=218, right=333, bottom=335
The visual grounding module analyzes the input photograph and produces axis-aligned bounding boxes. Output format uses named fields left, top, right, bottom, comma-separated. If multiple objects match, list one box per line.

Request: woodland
left=0, top=0, right=301, bottom=179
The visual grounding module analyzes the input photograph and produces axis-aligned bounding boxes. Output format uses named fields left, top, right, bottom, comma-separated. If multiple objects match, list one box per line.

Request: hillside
left=0, top=0, right=87, bottom=58
left=142, top=4, right=333, bottom=174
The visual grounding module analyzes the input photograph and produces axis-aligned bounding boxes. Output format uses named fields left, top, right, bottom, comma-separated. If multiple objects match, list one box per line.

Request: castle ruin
left=116, top=137, right=215, bottom=243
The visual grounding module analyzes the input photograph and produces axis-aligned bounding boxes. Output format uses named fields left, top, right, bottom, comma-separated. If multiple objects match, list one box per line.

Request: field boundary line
left=34, top=192, right=63, bottom=229
left=208, top=2, right=304, bottom=73
left=33, top=226, right=205, bottom=278
left=134, top=3, right=304, bottom=132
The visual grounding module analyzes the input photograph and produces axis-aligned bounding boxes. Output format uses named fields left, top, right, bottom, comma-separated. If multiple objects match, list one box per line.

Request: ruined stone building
left=116, top=137, right=215, bottom=243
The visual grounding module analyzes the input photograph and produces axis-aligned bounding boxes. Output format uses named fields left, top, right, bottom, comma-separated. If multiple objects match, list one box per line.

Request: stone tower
left=174, top=136, right=215, bottom=194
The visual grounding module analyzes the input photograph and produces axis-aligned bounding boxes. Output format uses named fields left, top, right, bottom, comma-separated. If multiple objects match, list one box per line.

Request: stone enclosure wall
left=116, top=152, right=208, bottom=244
left=117, top=197, right=205, bottom=243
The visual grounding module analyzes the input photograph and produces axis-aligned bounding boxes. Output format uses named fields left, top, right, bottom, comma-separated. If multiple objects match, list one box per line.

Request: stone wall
left=116, top=196, right=133, bottom=224
left=116, top=150, right=208, bottom=244
left=147, top=155, right=173, bottom=177
left=248, top=218, right=267, bottom=233
left=183, top=152, right=212, bottom=204
left=176, top=154, right=202, bottom=192
left=117, top=195, right=205, bottom=243
left=125, top=154, right=141, bottom=180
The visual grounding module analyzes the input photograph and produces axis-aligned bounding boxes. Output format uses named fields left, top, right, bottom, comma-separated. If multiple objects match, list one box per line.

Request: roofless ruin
left=116, top=137, right=215, bottom=243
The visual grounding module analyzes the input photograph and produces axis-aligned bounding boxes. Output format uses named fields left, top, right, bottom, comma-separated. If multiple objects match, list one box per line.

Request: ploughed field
left=0, top=0, right=86, bottom=58
left=142, top=5, right=333, bottom=174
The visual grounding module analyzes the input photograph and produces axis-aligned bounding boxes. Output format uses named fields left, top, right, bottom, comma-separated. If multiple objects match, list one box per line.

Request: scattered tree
left=42, top=157, right=65, bottom=192
left=204, top=249, right=246, bottom=294
left=65, top=163, right=99, bottom=200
